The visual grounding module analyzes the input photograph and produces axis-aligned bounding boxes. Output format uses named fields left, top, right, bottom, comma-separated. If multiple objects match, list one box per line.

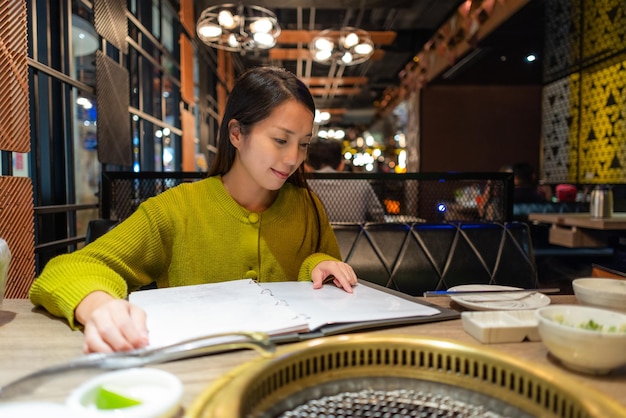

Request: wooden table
left=1, top=297, right=625, bottom=412
left=528, top=212, right=626, bottom=230
left=528, top=212, right=626, bottom=247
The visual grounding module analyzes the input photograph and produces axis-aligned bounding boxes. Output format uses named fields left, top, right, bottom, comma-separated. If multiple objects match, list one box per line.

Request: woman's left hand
left=311, top=260, right=358, bottom=293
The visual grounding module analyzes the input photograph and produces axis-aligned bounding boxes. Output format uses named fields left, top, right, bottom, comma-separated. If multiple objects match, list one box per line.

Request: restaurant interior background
left=0, top=0, right=624, bottom=295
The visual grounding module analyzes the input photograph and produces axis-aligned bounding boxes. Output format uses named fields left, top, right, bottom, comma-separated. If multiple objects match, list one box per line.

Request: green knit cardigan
left=29, top=176, right=341, bottom=328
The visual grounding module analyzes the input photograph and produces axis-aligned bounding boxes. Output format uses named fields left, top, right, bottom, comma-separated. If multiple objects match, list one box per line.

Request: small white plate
left=449, top=284, right=551, bottom=311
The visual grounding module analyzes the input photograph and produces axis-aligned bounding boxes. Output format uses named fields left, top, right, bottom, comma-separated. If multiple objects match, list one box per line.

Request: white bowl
left=573, top=278, right=626, bottom=312
left=66, top=368, right=183, bottom=418
left=0, top=402, right=82, bottom=418
left=536, top=305, right=626, bottom=374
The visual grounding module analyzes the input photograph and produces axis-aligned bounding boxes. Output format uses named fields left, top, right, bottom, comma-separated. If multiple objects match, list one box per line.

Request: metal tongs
left=0, top=331, right=274, bottom=399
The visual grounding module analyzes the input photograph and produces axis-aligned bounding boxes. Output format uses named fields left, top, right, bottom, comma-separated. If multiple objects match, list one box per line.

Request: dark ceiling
left=430, top=0, right=545, bottom=86
left=195, top=0, right=544, bottom=127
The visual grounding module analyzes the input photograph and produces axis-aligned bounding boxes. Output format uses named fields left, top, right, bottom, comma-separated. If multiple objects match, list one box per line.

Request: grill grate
left=273, top=378, right=530, bottom=418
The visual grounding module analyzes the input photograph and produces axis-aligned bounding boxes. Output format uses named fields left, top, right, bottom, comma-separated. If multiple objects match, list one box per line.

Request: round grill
left=188, top=334, right=626, bottom=418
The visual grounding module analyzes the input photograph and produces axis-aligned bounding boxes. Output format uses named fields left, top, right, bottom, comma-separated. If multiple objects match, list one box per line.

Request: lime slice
left=94, top=385, right=142, bottom=410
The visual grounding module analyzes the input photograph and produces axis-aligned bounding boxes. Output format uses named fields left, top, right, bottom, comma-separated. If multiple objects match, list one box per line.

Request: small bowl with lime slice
left=66, top=368, right=182, bottom=417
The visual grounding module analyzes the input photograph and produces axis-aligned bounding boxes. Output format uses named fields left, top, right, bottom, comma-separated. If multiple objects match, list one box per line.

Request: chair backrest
left=332, top=222, right=537, bottom=296
left=85, top=219, right=119, bottom=245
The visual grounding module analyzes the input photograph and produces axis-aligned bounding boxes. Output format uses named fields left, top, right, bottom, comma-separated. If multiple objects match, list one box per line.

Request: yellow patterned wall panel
left=578, top=58, right=626, bottom=183
left=582, top=0, right=626, bottom=63
left=543, top=0, right=626, bottom=184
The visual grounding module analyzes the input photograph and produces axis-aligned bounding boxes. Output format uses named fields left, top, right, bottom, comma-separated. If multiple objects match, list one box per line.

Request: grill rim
left=187, top=334, right=626, bottom=418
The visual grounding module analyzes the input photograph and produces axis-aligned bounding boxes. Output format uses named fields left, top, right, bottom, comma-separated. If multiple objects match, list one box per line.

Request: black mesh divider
left=100, top=171, right=513, bottom=223
left=306, top=172, right=514, bottom=223
left=101, top=171, right=207, bottom=220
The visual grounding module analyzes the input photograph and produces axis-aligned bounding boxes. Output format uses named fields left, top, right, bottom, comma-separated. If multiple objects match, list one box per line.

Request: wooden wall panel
left=421, top=85, right=542, bottom=172
left=0, top=0, right=29, bottom=153
left=181, top=109, right=196, bottom=171
left=179, top=0, right=195, bottom=36
left=180, top=36, right=195, bottom=106
left=0, top=176, right=34, bottom=298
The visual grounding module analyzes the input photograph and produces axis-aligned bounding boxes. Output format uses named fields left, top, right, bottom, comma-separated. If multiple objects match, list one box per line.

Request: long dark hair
left=208, top=66, right=316, bottom=188
left=208, top=66, right=323, bottom=251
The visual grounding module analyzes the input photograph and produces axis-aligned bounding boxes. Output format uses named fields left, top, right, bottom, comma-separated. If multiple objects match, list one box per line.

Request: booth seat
left=85, top=219, right=538, bottom=297
left=331, top=222, right=538, bottom=297
left=513, top=201, right=589, bottom=222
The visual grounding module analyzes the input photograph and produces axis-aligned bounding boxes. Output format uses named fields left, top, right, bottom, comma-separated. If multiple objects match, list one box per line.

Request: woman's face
left=230, top=100, right=313, bottom=191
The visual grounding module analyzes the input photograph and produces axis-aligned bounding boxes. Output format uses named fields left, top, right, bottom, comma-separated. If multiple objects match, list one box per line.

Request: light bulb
left=198, top=23, right=222, bottom=39
left=314, top=37, right=333, bottom=51
left=228, top=33, right=238, bottom=48
left=315, top=50, right=332, bottom=61
left=250, top=17, right=273, bottom=34
left=343, top=32, right=359, bottom=48
left=253, top=32, right=275, bottom=47
left=218, top=10, right=235, bottom=29
left=341, top=52, right=353, bottom=64
left=354, top=43, right=373, bottom=55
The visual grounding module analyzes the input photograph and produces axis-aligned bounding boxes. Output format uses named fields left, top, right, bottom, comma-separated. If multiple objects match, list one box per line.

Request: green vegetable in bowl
left=579, top=319, right=602, bottom=330
left=551, top=314, right=626, bottom=333
left=95, top=385, right=142, bottom=410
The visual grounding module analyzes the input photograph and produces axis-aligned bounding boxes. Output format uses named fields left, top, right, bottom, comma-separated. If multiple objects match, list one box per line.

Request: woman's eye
left=274, top=138, right=287, bottom=145
left=300, top=142, right=310, bottom=149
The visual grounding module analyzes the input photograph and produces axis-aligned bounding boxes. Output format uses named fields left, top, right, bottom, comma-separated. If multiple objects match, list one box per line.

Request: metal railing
left=306, top=172, right=514, bottom=223
left=99, top=171, right=514, bottom=224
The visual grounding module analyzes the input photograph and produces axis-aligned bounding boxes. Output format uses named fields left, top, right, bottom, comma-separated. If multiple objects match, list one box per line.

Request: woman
left=29, top=67, right=358, bottom=353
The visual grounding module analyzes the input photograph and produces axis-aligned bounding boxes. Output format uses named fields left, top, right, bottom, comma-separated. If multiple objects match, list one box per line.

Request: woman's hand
left=311, top=260, right=358, bottom=293
left=75, top=291, right=149, bottom=353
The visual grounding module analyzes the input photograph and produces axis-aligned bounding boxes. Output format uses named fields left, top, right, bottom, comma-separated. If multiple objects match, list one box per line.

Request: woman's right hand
left=75, top=291, right=149, bottom=353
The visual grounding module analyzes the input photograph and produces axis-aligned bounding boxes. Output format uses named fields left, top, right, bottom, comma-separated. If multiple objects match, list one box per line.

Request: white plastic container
left=0, top=238, right=11, bottom=307
left=462, top=310, right=540, bottom=343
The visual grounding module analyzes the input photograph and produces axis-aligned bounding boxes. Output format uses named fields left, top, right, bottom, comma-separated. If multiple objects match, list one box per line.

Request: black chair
left=85, top=219, right=119, bottom=245
left=332, top=222, right=538, bottom=297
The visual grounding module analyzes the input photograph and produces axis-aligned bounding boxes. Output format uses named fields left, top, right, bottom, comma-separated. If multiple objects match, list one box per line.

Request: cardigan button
left=244, top=270, right=258, bottom=280
left=248, top=213, right=260, bottom=223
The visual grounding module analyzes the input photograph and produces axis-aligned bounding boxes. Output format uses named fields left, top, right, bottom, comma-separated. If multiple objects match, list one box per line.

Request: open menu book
left=129, top=279, right=459, bottom=348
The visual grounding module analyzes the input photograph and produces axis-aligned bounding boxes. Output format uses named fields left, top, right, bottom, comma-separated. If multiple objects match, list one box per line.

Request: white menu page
left=130, top=279, right=440, bottom=348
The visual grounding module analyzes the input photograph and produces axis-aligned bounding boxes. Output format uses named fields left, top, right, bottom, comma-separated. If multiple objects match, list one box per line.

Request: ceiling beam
left=301, top=77, right=368, bottom=86
left=199, top=0, right=416, bottom=8
left=308, top=87, right=362, bottom=96
left=277, top=30, right=397, bottom=45
left=269, top=48, right=385, bottom=61
left=317, top=108, right=347, bottom=115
